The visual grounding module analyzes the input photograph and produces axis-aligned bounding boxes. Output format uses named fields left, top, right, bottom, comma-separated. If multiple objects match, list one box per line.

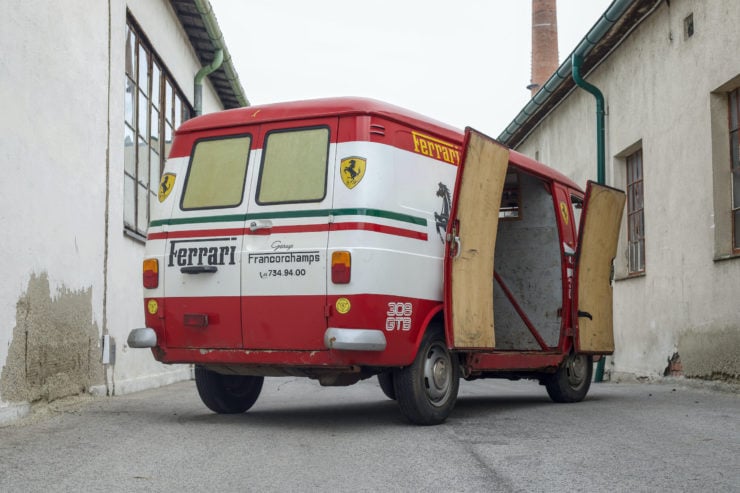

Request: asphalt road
left=0, top=375, right=738, bottom=492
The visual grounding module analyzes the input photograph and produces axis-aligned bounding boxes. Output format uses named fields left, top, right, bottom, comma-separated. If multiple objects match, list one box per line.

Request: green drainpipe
left=571, top=53, right=606, bottom=185
left=194, top=48, right=224, bottom=116
left=572, top=53, right=608, bottom=382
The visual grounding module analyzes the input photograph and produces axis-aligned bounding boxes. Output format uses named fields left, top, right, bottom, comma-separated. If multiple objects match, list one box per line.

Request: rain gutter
left=192, top=0, right=249, bottom=114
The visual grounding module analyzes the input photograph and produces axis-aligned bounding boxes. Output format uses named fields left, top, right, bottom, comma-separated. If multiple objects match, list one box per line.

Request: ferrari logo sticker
left=340, top=157, right=366, bottom=189
left=158, top=173, right=176, bottom=203
left=560, top=202, right=570, bottom=225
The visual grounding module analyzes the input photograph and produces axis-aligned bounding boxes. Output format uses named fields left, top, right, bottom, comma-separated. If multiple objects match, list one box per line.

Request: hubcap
left=566, top=354, right=588, bottom=389
left=424, top=344, right=452, bottom=405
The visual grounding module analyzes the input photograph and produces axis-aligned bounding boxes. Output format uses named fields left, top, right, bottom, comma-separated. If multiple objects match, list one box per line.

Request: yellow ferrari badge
left=340, top=157, right=366, bottom=189
left=559, top=202, right=570, bottom=225
left=158, top=173, right=176, bottom=203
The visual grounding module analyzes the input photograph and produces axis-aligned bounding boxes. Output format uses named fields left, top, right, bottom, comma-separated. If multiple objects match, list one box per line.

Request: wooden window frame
left=626, top=149, right=646, bottom=274
left=124, top=15, right=192, bottom=239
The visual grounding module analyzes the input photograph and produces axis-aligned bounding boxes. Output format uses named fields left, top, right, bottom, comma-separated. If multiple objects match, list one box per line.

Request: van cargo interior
left=493, top=168, right=562, bottom=350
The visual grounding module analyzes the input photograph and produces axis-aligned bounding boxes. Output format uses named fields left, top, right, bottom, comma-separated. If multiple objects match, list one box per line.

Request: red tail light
left=143, top=258, right=159, bottom=289
left=331, top=251, right=351, bottom=284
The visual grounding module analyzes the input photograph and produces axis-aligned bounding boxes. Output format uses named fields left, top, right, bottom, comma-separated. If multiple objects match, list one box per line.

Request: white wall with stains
left=0, top=0, right=225, bottom=424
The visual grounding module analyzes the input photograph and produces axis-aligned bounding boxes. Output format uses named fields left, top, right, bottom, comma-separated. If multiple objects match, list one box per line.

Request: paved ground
left=0, top=376, right=738, bottom=492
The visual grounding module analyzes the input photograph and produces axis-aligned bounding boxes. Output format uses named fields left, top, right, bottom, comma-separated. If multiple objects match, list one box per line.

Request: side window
left=500, top=171, right=521, bottom=219
left=181, top=136, right=252, bottom=210
left=256, top=127, right=329, bottom=204
left=626, top=148, right=646, bottom=274
left=730, top=88, right=740, bottom=252
left=571, top=195, right=584, bottom=234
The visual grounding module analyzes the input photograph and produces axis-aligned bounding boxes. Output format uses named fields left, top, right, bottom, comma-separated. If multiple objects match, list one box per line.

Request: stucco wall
left=515, top=0, right=740, bottom=380
left=0, top=0, right=227, bottom=424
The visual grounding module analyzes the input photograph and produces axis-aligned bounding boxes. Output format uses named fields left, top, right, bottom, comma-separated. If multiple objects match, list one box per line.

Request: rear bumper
left=324, top=328, right=387, bottom=351
left=127, top=328, right=157, bottom=348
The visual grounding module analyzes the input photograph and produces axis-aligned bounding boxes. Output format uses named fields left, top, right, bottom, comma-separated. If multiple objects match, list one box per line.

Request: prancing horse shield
left=158, top=173, right=176, bottom=202
left=340, top=156, right=366, bottom=189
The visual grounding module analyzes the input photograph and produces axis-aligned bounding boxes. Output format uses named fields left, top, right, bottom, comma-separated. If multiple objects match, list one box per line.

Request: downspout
left=192, top=0, right=249, bottom=112
left=571, top=53, right=605, bottom=185
left=572, top=53, right=607, bottom=382
left=194, top=48, right=223, bottom=116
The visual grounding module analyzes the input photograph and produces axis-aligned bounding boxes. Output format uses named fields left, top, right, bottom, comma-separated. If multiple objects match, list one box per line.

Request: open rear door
left=444, top=128, right=509, bottom=349
left=574, top=181, right=626, bottom=353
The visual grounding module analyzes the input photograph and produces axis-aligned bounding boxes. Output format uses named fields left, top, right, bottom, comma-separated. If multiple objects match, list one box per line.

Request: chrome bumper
left=324, top=328, right=387, bottom=351
left=127, top=328, right=157, bottom=348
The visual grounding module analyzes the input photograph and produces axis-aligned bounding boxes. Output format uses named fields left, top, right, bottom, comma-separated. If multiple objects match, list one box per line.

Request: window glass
left=182, top=136, right=252, bottom=209
left=500, top=171, right=521, bottom=219
left=257, top=128, right=329, bottom=204
left=124, top=17, right=192, bottom=237
left=571, top=195, right=583, bottom=233
left=627, top=149, right=645, bottom=273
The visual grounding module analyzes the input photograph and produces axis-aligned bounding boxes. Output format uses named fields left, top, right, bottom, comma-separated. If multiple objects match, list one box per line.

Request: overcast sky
left=209, top=0, right=613, bottom=137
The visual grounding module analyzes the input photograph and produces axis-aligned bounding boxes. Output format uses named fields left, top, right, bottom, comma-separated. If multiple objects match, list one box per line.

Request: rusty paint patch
left=0, top=273, right=104, bottom=403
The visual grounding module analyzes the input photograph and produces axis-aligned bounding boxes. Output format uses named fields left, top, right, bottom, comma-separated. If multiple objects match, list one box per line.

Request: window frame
left=626, top=148, right=646, bottom=275
left=254, top=125, right=331, bottom=206
left=729, top=88, right=740, bottom=253
left=124, top=15, right=192, bottom=239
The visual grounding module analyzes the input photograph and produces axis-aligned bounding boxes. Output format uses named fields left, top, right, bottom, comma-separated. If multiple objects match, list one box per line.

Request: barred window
left=124, top=17, right=192, bottom=238
left=729, top=88, right=740, bottom=252
left=626, top=149, right=645, bottom=274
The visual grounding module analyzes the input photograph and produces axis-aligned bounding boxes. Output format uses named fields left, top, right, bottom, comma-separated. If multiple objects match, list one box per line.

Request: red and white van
left=128, top=97, right=625, bottom=425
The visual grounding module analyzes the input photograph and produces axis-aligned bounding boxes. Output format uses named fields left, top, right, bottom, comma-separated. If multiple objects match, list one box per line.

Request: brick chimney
left=528, top=0, right=559, bottom=97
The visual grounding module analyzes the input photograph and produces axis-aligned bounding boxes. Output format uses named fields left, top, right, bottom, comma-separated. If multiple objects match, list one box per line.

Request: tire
left=194, top=366, right=264, bottom=414
left=393, top=327, right=459, bottom=425
left=377, top=372, right=396, bottom=400
left=544, top=353, right=593, bottom=403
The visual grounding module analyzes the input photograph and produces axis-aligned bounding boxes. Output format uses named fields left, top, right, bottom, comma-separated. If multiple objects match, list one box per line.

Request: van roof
left=176, top=97, right=581, bottom=191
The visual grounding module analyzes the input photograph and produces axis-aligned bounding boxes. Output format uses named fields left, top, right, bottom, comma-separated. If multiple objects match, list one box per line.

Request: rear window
left=256, top=127, right=329, bottom=204
left=181, top=135, right=251, bottom=210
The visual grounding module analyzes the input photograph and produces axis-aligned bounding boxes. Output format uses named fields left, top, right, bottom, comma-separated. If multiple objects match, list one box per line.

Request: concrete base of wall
left=0, top=402, right=31, bottom=427
left=0, top=366, right=192, bottom=427
left=113, top=366, right=192, bottom=396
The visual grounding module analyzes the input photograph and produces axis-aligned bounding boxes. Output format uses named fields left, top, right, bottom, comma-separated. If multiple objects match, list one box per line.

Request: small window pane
left=124, top=125, right=136, bottom=175
left=138, top=44, right=149, bottom=96
left=257, top=128, right=329, bottom=204
left=138, top=93, right=148, bottom=138
left=734, top=210, right=740, bottom=249
left=174, top=95, right=183, bottom=128
left=733, top=168, right=740, bottom=208
left=730, top=90, right=738, bottom=130
left=150, top=107, right=160, bottom=143
left=165, top=81, right=173, bottom=123
left=137, top=184, right=148, bottom=230
left=125, top=26, right=135, bottom=78
left=137, top=136, right=149, bottom=186
left=151, top=63, right=161, bottom=107
left=164, top=122, right=173, bottom=158
left=150, top=147, right=160, bottom=187
left=124, top=78, right=135, bottom=126
left=124, top=175, right=136, bottom=228
left=182, top=136, right=252, bottom=209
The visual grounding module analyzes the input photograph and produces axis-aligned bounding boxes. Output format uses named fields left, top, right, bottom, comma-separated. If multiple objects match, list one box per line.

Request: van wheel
left=194, top=366, right=264, bottom=414
left=544, top=353, right=592, bottom=403
left=394, top=328, right=459, bottom=425
left=377, top=372, right=396, bottom=400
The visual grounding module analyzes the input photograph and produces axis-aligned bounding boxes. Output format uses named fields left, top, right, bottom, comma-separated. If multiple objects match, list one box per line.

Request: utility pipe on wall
left=571, top=53, right=606, bottom=185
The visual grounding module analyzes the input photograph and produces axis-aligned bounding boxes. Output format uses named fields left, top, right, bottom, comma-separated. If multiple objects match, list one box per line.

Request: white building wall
left=0, top=0, right=227, bottom=424
left=516, top=0, right=740, bottom=380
